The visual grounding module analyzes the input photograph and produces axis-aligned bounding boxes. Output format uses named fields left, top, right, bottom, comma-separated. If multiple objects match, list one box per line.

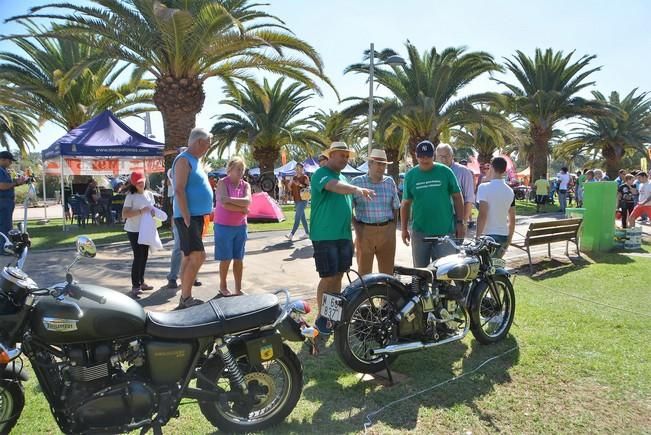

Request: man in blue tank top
left=172, top=128, right=214, bottom=309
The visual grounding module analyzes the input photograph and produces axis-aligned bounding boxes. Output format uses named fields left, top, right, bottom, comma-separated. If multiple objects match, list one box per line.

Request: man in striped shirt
left=351, top=149, right=401, bottom=275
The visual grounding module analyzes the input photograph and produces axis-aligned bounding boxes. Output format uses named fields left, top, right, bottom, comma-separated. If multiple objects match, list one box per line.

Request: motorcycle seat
left=393, top=265, right=434, bottom=282
left=145, top=294, right=282, bottom=339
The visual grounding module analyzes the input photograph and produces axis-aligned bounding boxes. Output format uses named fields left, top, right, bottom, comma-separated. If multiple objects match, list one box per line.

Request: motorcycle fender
left=1, top=361, right=28, bottom=382
left=494, top=267, right=511, bottom=278
left=277, top=315, right=305, bottom=342
left=468, top=272, right=510, bottom=310
left=340, top=273, right=410, bottom=303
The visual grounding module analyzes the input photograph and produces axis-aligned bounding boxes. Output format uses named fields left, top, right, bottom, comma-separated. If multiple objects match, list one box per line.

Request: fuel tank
left=31, top=284, right=146, bottom=344
left=433, top=254, right=480, bottom=281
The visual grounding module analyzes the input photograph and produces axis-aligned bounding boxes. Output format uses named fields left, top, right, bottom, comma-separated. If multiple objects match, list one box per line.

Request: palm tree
left=0, top=23, right=153, bottom=131
left=453, top=107, right=521, bottom=164
left=210, top=78, right=325, bottom=173
left=344, top=43, right=501, bottom=162
left=0, top=82, right=38, bottom=154
left=494, top=48, right=602, bottom=181
left=554, top=90, right=651, bottom=178
left=12, top=0, right=333, bottom=173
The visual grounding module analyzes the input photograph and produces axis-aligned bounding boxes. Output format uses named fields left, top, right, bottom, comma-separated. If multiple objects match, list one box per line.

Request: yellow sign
left=260, top=344, right=274, bottom=361
left=642, top=158, right=648, bottom=172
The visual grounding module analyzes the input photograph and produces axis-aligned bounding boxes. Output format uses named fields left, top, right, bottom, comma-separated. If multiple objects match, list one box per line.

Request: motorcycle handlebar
left=66, top=283, right=106, bottom=304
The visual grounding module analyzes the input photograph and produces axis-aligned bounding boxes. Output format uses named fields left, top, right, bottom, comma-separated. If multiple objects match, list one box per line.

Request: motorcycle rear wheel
left=469, top=275, right=515, bottom=344
left=197, top=343, right=303, bottom=433
left=334, top=284, right=405, bottom=374
left=0, top=380, right=24, bottom=434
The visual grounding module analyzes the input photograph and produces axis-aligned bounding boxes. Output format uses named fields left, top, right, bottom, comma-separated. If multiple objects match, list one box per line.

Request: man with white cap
left=351, top=149, right=400, bottom=275
left=311, top=142, right=375, bottom=336
left=401, top=140, right=465, bottom=267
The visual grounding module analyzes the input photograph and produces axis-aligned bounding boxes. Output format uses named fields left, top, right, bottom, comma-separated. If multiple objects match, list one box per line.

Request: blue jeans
left=166, top=220, right=183, bottom=281
left=558, top=189, right=568, bottom=212
left=0, top=200, right=14, bottom=239
left=411, top=229, right=457, bottom=268
left=291, top=200, right=309, bottom=236
left=487, top=234, right=508, bottom=258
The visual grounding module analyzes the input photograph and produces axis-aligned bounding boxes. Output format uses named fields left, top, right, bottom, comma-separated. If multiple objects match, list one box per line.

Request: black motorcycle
left=0, top=229, right=310, bottom=434
left=322, top=236, right=516, bottom=374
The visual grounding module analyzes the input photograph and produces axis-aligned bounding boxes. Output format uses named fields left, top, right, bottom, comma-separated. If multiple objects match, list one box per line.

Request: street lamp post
left=367, top=43, right=406, bottom=156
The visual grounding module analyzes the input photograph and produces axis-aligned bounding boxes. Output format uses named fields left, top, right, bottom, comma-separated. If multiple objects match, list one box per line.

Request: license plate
left=492, top=258, right=506, bottom=268
left=321, top=293, right=344, bottom=322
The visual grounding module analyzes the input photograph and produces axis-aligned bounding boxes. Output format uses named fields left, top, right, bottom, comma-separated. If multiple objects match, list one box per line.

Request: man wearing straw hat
left=351, top=149, right=400, bottom=275
left=311, top=142, right=375, bottom=336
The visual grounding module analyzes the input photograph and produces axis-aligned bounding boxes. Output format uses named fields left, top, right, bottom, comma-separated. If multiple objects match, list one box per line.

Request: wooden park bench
left=510, top=218, right=583, bottom=273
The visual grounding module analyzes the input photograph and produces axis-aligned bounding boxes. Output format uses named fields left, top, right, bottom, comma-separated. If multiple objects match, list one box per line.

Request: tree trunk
left=530, top=124, right=551, bottom=183
left=478, top=151, right=493, bottom=165
left=602, top=143, right=624, bottom=180
left=153, top=75, right=205, bottom=219
left=253, top=145, right=280, bottom=176
left=385, top=147, right=400, bottom=182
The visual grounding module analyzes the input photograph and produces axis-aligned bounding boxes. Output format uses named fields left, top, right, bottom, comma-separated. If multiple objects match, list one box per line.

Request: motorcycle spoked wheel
left=334, top=284, right=405, bottom=374
left=469, top=275, right=516, bottom=344
left=197, top=344, right=303, bottom=433
left=0, top=380, right=24, bottom=434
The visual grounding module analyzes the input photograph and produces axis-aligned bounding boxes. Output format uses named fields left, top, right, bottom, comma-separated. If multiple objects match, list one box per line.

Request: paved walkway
left=18, top=211, right=650, bottom=313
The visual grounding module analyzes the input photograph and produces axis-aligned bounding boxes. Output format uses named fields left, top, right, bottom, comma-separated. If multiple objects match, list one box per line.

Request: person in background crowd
left=628, top=172, right=651, bottom=227
left=534, top=174, right=550, bottom=213
left=401, top=141, right=464, bottom=268
left=436, top=143, right=475, bottom=228
left=617, top=174, right=637, bottom=228
left=122, top=171, right=156, bottom=299
left=557, top=167, right=571, bottom=213
left=318, top=153, right=328, bottom=167
left=575, top=170, right=585, bottom=207
left=585, top=170, right=595, bottom=183
left=0, top=151, right=27, bottom=238
left=214, top=156, right=251, bottom=296
left=351, top=149, right=400, bottom=275
left=173, top=127, right=214, bottom=309
left=286, top=162, right=310, bottom=241
left=476, top=157, right=516, bottom=258
left=594, top=169, right=605, bottom=181
left=614, top=169, right=626, bottom=187
left=310, top=142, right=375, bottom=336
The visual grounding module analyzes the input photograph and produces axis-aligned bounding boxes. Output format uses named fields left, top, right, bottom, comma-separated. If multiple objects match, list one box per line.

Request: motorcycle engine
left=51, top=340, right=156, bottom=431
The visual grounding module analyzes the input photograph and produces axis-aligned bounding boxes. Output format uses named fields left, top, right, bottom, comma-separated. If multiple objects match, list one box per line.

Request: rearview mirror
left=76, top=236, right=96, bottom=258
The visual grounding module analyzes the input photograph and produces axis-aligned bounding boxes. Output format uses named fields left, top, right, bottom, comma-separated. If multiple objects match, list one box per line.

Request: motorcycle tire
left=334, top=284, right=405, bottom=374
left=197, top=343, right=303, bottom=433
left=515, top=190, right=525, bottom=200
left=0, top=380, right=24, bottom=434
left=259, top=174, right=276, bottom=194
left=469, top=275, right=516, bottom=344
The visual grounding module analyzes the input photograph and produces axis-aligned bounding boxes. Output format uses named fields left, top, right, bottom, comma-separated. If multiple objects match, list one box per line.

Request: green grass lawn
left=23, top=205, right=306, bottom=250
left=11, top=248, right=651, bottom=433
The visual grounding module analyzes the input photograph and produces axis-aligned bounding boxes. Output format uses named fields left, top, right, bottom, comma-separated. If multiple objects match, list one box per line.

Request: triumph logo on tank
left=43, top=317, right=79, bottom=332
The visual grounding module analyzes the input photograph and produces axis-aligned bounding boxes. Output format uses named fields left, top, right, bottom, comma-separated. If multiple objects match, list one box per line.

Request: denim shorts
left=312, top=239, right=353, bottom=278
left=214, top=224, right=247, bottom=261
left=411, top=230, right=457, bottom=268
left=487, top=234, right=508, bottom=258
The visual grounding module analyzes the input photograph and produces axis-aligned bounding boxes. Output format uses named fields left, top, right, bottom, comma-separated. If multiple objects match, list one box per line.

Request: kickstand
left=383, top=356, right=394, bottom=385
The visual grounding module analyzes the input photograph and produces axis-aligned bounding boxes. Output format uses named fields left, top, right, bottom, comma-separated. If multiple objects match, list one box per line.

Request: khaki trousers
left=354, top=222, right=397, bottom=276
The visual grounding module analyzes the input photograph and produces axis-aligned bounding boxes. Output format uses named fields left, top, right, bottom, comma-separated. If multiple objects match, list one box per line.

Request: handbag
left=300, top=188, right=311, bottom=201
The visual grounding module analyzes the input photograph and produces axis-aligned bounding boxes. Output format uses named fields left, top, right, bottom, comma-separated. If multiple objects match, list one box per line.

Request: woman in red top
left=213, top=157, right=251, bottom=296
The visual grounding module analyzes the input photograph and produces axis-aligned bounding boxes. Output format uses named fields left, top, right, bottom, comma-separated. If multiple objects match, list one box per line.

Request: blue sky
left=1, top=0, right=650, bottom=153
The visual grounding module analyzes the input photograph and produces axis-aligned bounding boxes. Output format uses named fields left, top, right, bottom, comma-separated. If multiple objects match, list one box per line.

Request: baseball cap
left=0, top=151, right=16, bottom=161
left=130, top=171, right=145, bottom=185
left=415, top=141, right=434, bottom=157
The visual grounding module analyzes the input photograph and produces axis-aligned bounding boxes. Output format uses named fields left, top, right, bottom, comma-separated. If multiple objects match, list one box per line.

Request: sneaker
left=140, top=283, right=154, bottom=291
left=314, top=316, right=333, bottom=336
left=194, top=280, right=202, bottom=287
left=176, top=295, right=204, bottom=310
left=286, top=233, right=294, bottom=241
left=130, top=287, right=142, bottom=300
left=167, top=280, right=179, bottom=289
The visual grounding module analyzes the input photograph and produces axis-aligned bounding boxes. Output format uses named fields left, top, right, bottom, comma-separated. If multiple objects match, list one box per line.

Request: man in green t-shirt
left=533, top=175, right=550, bottom=212
left=310, top=142, right=375, bottom=335
left=401, top=141, right=465, bottom=267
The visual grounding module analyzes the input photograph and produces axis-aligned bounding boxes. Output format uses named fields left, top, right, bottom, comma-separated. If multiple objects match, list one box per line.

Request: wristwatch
left=455, top=219, right=465, bottom=225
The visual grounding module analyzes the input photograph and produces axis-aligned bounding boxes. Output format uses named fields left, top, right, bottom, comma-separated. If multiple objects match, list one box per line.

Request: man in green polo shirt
left=311, top=142, right=375, bottom=335
left=401, top=140, right=465, bottom=267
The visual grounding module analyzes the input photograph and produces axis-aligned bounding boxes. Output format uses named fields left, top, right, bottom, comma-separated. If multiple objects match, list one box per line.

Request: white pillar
left=59, top=155, right=66, bottom=231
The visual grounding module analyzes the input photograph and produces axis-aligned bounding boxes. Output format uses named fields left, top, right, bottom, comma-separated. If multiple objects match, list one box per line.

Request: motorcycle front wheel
left=334, top=284, right=405, bottom=374
left=197, top=343, right=303, bottom=433
left=0, top=380, right=24, bottom=434
left=469, top=275, right=516, bottom=344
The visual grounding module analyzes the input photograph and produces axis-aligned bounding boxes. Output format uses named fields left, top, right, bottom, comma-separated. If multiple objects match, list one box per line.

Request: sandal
left=140, top=283, right=154, bottom=291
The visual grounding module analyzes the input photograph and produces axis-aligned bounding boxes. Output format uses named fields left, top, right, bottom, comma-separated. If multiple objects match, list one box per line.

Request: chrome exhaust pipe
left=370, top=325, right=469, bottom=357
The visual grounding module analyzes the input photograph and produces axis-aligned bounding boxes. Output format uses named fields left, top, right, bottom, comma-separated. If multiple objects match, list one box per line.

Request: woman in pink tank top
left=213, top=156, right=251, bottom=296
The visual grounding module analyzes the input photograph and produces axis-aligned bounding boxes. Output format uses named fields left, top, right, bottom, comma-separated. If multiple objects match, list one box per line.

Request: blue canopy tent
left=341, top=164, right=364, bottom=177
left=274, top=160, right=297, bottom=177
left=41, top=110, right=164, bottom=230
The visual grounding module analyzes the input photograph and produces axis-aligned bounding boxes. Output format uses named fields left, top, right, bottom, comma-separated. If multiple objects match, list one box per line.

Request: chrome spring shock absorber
left=411, top=276, right=421, bottom=293
left=215, top=338, right=248, bottom=394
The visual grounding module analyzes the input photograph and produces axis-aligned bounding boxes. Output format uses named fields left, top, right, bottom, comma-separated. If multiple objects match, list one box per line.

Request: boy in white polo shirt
left=476, top=157, right=516, bottom=258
